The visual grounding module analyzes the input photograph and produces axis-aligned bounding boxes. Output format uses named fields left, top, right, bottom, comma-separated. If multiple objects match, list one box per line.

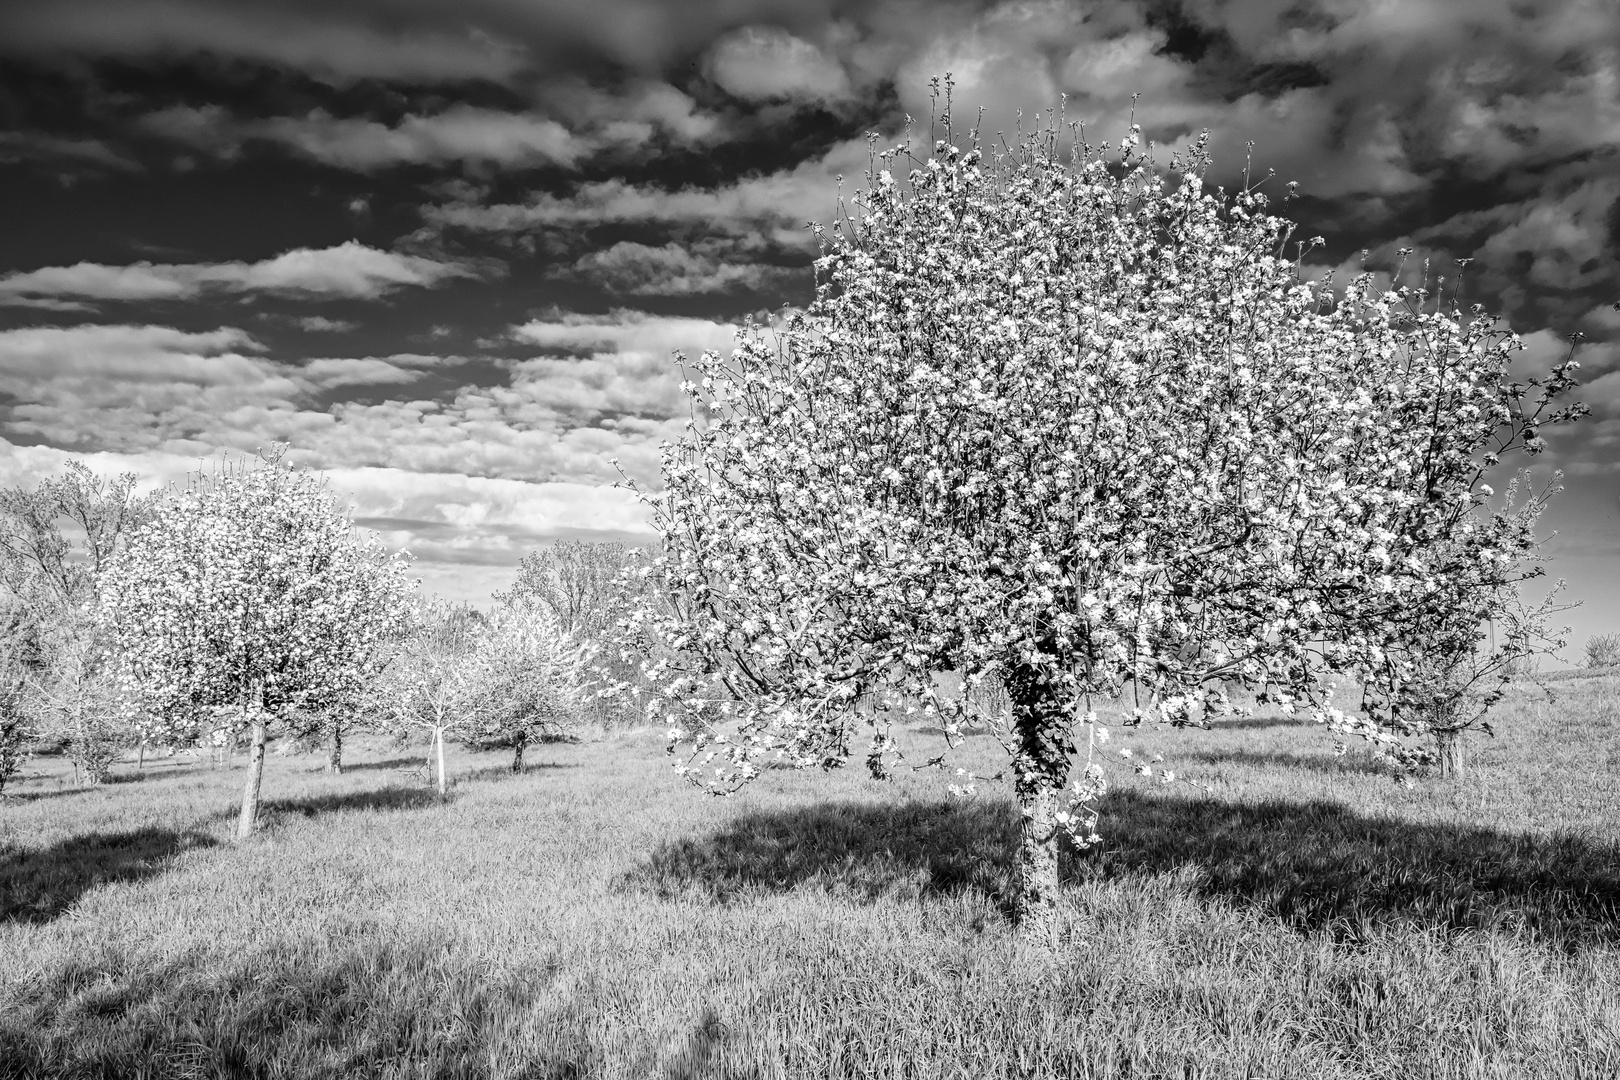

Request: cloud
left=564, top=241, right=805, bottom=295
left=705, top=25, right=851, bottom=103
left=143, top=87, right=725, bottom=172
left=0, top=325, right=452, bottom=453
left=0, top=1, right=529, bottom=84
left=422, top=136, right=869, bottom=245
left=0, top=312, right=722, bottom=489
left=293, top=315, right=357, bottom=333
left=0, top=437, right=652, bottom=603
left=0, top=242, right=476, bottom=308
left=257, top=108, right=585, bottom=171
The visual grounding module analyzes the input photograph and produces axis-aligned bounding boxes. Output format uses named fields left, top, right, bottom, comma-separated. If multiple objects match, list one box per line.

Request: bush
left=1584, top=634, right=1620, bottom=670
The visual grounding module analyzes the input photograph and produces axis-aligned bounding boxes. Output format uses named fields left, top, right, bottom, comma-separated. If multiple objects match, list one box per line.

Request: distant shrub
left=1584, top=634, right=1620, bottom=670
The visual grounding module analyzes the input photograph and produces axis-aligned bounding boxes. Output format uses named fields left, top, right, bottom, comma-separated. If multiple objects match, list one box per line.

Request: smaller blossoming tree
left=100, top=453, right=416, bottom=838
left=376, top=600, right=486, bottom=795
left=466, top=603, right=591, bottom=771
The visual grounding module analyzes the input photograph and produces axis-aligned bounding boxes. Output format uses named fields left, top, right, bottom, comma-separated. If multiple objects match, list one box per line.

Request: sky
left=0, top=0, right=1615, bottom=663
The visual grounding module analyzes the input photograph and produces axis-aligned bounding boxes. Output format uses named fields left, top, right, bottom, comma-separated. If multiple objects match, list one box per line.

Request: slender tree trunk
left=1435, top=729, right=1464, bottom=779
left=236, top=683, right=268, bottom=840
left=511, top=729, right=527, bottom=774
left=137, top=741, right=146, bottom=773
left=1004, top=663, right=1076, bottom=933
left=327, top=721, right=344, bottom=775
left=435, top=725, right=447, bottom=797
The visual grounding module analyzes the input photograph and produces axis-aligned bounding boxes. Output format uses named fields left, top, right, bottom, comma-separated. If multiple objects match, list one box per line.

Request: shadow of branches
left=1, top=828, right=219, bottom=924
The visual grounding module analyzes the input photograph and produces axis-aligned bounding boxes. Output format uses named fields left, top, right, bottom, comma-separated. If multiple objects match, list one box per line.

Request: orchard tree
left=378, top=600, right=487, bottom=795
left=466, top=603, right=590, bottom=771
left=1347, top=476, right=1570, bottom=779
left=100, top=453, right=416, bottom=838
left=501, top=540, right=660, bottom=726
left=632, top=98, right=1585, bottom=927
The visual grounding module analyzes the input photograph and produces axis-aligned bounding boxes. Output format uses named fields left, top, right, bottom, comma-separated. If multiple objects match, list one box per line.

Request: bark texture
left=236, top=718, right=268, bottom=839
left=327, top=724, right=344, bottom=775
left=511, top=729, right=527, bottom=774
left=1004, top=663, right=1075, bottom=931
left=1435, top=729, right=1464, bottom=778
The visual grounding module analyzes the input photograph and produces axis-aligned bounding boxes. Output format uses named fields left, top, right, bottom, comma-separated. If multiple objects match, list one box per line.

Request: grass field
left=3, top=676, right=1620, bottom=1079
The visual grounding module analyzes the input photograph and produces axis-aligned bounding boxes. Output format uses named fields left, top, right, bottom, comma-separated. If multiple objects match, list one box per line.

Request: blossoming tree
left=100, top=454, right=416, bottom=838
left=377, top=600, right=486, bottom=796
left=466, top=602, right=591, bottom=772
left=634, top=102, right=1585, bottom=926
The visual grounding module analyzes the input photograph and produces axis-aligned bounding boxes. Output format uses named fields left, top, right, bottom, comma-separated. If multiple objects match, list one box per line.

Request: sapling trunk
left=1005, top=664, right=1074, bottom=932
left=435, top=725, right=447, bottom=796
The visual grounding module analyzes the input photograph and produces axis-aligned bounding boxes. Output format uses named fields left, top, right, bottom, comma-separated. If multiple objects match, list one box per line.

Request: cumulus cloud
left=143, top=87, right=726, bottom=172
left=705, top=25, right=851, bottom=103
left=0, top=242, right=476, bottom=308
left=0, top=0, right=529, bottom=84
left=564, top=241, right=805, bottom=295
left=422, top=135, right=868, bottom=245
left=258, top=108, right=585, bottom=171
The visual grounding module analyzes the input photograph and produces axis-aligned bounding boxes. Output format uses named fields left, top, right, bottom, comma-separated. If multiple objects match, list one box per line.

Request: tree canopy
left=101, top=454, right=416, bottom=836
left=634, top=104, right=1584, bottom=925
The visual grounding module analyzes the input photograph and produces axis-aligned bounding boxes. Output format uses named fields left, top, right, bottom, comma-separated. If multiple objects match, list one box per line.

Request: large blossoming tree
left=100, top=454, right=416, bottom=838
left=634, top=101, right=1584, bottom=927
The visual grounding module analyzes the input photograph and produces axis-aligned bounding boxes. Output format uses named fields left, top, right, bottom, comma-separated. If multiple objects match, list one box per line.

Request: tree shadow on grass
left=0, top=933, right=604, bottom=1079
left=1, top=828, right=219, bottom=924
left=621, top=790, right=1620, bottom=948
left=334, top=756, right=430, bottom=774
left=620, top=799, right=1017, bottom=911
left=258, top=787, right=444, bottom=819
left=1183, top=747, right=1394, bottom=776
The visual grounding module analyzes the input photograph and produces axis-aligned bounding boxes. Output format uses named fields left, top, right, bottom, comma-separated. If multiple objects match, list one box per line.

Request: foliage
left=0, top=462, right=160, bottom=787
left=1585, top=633, right=1620, bottom=670
left=0, top=461, right=158, bottom=612
left=0, top=655, right=28, bottom=797
left=501, top=540, right=662, bottom=726
left=631, top=93, right=1585, bottom=923
left=375, top=600, right=486, bottom=793
left=462, top=603, right=591, bottom=770
left=1346, top=476, right=1571, bottom=777
left=27, top=611, right=126, bottom=785
left=99, top=452, right=416, bottom=831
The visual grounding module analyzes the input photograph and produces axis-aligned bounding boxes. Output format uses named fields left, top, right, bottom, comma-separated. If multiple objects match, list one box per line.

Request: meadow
left=3, top=676, right=1619, bottom=1079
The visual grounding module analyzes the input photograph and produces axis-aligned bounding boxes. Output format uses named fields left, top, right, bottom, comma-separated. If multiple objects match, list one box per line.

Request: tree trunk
left=236, top=718, right=268, bottom=839
left=435, top=725, right=447, bottom=797
left=236, top=681, right=268, bottom=840
left=137, top=741, right=146, bottom=773
left=511, top=729, right=527, bottom=774
left=327, top=722, right=343, bottom=775
left=1004, top=664, right=1077, bottom=932
left=1435, top=729, right=1464, bottom=779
